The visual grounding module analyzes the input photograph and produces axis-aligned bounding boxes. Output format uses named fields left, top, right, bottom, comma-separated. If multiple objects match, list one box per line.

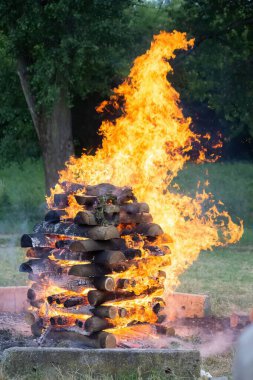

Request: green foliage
left=166, top=0, right=253, bottom=138
left=0, top=33, right=40, bottom=164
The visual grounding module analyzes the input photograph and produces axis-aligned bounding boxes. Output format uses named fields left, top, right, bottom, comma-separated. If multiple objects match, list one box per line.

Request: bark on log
left=60, top=181, right=84, bottom=193
left=91, top=306, right=118, bottom=319
left=21, top=233, right=54, bottom=248
left=33, top=222, right=120, bottom=240
left=51, top=248, right=94, bottom=261
left=74, top=210, right=119, bottom=226
left=68, top=263, right=110, bottom=277
left=45, top=209, right=67, bottom=223
left=124, top=249, right=142, bottom=260
left=55, top=239, right=76, bottom=249
left=48, top=330, right=116, bottom=348
left=94, top=250, right=126, bottom=267
left=120, top=202, right=149, bottom=214
left=75, top=195, right=98, bottom=206
left=64, top=296, right=89, bottom=308
left=84, top=316, right=114, bottom=333
left=119, top=212, right=153, bottom=224
left=129, top=223, right=164, bottom=237
left=29, top=299, right=44, bottom=308
left=88, top=290, right=135, bottom=307
left=69, top=239, right=121, bottom=252
left=51, top=275, right=114, bottom=292
left=19, top=259, right=61, bottom=276
left=85, top=183, right=137, bottom=204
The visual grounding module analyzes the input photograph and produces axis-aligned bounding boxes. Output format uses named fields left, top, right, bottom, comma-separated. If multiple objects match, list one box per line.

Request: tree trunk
left=17, top=59, right=74, bottom=194
left=39, top=89, right=74, bottom=193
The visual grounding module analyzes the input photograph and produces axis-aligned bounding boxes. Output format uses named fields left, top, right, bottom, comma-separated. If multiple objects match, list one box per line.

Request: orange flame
left=48, top=30, right=243, bottom=296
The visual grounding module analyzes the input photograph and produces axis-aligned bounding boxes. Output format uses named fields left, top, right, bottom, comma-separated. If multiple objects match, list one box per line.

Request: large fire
left=22, top=31, right=243, bottom=345
left=49, top=30, right=243, bottom=294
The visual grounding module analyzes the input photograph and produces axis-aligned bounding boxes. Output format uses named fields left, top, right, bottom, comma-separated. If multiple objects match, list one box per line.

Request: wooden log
left=45, top=210, right=67, bottom=223
left=24, top=311, right=39, bottom=326
left=84, top=316, right=114, bottom=333
left=85, top=183, right=137, bottom=204
left=64, top=296, right=89, bottom=308
left=118, top=308, right=127, bottom=318
left=123, top=249, right=142, bottom=260
left=116, top=279, right=136, bottom=289
left=47, top=292, right=68, bottom=305
left=48, top=330, right=116, bottom=348
left=88, top=290, right=135, bottom=307
left=130, top=223, right=164, bottom=237
left=21, top=233, right=53, bottom=248
left=33, top=222, right=120, bottom=240
left=74, top=211, right=97, bottom=226
left=55, top=239, right=76, bottom=249
left=91, top=306, right=118, bottom=319
left=19, top=259, right=60, bottom=276
left=119, top=212, right=153, bottom=224
left=75, top=195, right=98, bottom=206
left=54, top=193, right=69, bottom=208
left=31, top=320, right=44, bottom=337
left=74, top=210, right=119, bottom=226
left=50, top=315, right=76, bottom=326
left=27, top=288, right=42, bottom=301
left=120, top=202, right=149, bottom=214
left=68, top=263, right=110, bottom=277
left=51, top=275, right=114, bottom=292
left=94, top=250, right=126, bottom=267
left=60, top=181, right=84, bottom=193
left=29, top=299, right=44, bottom=308
left=26, top=247, right=52, bottom=259
left=51, top=248, right=94, bottom=261
left=69, top=239, right=121, bottom=252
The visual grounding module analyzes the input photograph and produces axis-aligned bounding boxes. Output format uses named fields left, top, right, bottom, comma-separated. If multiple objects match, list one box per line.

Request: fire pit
left=20, top=183, right=173, bottom=348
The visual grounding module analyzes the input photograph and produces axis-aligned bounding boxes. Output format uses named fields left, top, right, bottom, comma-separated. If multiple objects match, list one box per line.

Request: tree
left=166, top=0, right=253, bottom=142
left=1, top=0, right=166, bottom=192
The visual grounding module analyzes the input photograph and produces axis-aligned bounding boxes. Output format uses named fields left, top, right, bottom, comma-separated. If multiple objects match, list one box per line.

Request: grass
left=0, top=159, right=252, bottom=378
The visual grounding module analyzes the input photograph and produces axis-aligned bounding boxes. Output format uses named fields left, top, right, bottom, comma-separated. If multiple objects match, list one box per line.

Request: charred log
left=33, top=222, right=120, bottom=240
left=21, top=233, right=54, bottom=248
left=120, top=202, right=149, bottom=214
left=84, top=316, right=114, bottom=333
left=68, top=263, right=110, bottom=277
left=91, top=306, right=118, bottom=319
left=69, top=239, right=121, bottom=252
left=88, top=289, right=135, bottom=307
left=45, top=210, right=67, bottom=223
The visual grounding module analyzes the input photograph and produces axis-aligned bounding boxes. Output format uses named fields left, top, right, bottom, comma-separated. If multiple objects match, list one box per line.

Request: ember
left=20, top=183, right=170, bottom=347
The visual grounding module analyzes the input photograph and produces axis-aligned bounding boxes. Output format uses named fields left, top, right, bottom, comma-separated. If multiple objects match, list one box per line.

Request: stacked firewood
left=20, top=183, right=171, bottom=348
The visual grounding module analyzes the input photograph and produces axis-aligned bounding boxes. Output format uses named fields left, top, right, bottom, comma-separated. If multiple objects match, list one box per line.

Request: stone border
left=0, top=286, right=28, bottom=313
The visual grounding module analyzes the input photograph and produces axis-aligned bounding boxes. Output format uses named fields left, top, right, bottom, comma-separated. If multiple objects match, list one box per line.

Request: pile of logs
left=20, top=183, right=171, bottom=348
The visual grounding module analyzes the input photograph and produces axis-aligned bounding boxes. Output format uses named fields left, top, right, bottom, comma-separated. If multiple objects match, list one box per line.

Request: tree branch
left=17, top=58, right=40, bottom=138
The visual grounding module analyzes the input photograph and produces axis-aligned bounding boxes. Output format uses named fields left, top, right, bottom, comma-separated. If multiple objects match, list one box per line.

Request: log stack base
left=19, top=182, right=172, bottom=348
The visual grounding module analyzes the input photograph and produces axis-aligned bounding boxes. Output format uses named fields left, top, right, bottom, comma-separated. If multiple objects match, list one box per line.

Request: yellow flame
left=48, top=30, right=243, bottom=296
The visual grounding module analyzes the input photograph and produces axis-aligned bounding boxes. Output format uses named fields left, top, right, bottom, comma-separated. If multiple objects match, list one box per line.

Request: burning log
left=60, top=181, right=84, bottom=193
left=29, top=299, right=44, bottom=308
left=88, top=289, right=135, bottom=307
left=64, top=296, right=89, bottom=308
left=55, top=239, right=76, bottom=249
left=54, top=193, right=69, bottom=208
left=69, top=239, right=121, bottom=252
left=91, top=306, right=118, bottom=319
left=33, top=222, right=120, bottom=240
left=94, top=250, right=126, bottom=267
left=75, top=194, right=98, bottom=206
left=85, top=183, right=137, bottom=204
left=50, top=315, right=77, bottom=326
left=74, top=210, right=119, bottom=226
left=129, top=223, right=164, bottom=237
left=120, top=202, right=149, bottom=214
left=51, top=248, right=94, bottom=261
left=84, top=316, right=114, bottom=333
left=26, top=247, right=52, bottom=259
left=123, top=249, right=142, bottom=260
left=119, top=212, right=153, bottom=224
left=19, top=259, right=61, bottom=276
left=68, top=263, right=110, bottom=277
left=45, top=210, right=67, bottom=223
left=116, top=279, right=136, bottom=289
left=47, top=292, right=69, bottom=305
left=21, top=233, right=53, bottom=248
